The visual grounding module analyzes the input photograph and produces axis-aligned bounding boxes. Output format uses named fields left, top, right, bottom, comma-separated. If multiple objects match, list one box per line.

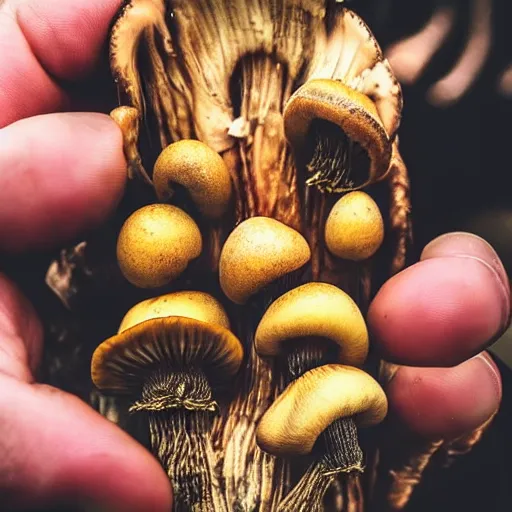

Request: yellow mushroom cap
left=325, top=191, right=384, bottom=261
left=110, top=106, right=139, bottom=132
left=91, top=291, right=243, bottom=394
left=117, top=204, right=202, bottom=289
left=256, top=364, right=388, bottom=456
left=284, top=79, right=391, bottom=189
left=255, top=282, right=368, bottom=366
left=153, top=139, right=232, bottom=219
left=219, top=217, right=311, bottom=305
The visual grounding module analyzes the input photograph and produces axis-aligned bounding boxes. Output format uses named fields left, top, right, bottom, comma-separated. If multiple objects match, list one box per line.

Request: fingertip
left=0, top=274, right=43, bottom=380
left=0, top=380, right=172, bottom=511
left=386, top=352, right=501, bottom=440
left=15, top=0, right=124, bottom=80
left=422, top=231, right=510, bottom=311
left=368, top=257, right=508, bottom=366
left=0, top=112, right=126, bottom=251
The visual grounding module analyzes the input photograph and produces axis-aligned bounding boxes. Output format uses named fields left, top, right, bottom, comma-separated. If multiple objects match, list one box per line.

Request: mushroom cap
left=325, top=191, right=384, bottom=261
left=284, top=79, right=391, bottom=187
left=219, top=217, right=311, bottom=305
left=116, top=204, right=202, bottom=289
left=110, top=106, right=139, bottom=131
left=91, top=291, right=243, bottom=394
left=255, top=282, right=368, bottom=366
left=153, top=139, right=232, bottom=219
left=256, top=364, right=387, bottom=456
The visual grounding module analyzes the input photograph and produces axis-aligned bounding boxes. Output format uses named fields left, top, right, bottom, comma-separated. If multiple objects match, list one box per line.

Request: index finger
left=0, top=0, right=123, bottom=126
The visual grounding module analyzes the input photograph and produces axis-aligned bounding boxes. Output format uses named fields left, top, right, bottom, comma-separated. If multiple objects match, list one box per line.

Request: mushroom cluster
left=53, top=1, right=413, bottom=510
left=91, top=139, right=242, bottom=510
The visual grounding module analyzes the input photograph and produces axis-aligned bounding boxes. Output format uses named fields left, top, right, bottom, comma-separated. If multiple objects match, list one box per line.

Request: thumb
left=0, top=275, right=172, bottom=511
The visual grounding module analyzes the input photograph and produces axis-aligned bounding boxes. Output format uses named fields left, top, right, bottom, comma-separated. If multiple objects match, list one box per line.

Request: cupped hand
left=0, top=0, right=172, bottom=510
left=0, top=0, right=509, bottom=510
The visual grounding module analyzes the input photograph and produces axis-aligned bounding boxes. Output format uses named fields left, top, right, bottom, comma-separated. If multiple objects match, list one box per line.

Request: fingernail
left=422, top=232, right=510, bottom=329
left=475, top=351, right=502, bottom=400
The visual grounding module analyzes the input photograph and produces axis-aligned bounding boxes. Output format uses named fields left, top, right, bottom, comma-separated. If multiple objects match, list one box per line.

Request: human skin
left=0, top=0, right=508, bottom=510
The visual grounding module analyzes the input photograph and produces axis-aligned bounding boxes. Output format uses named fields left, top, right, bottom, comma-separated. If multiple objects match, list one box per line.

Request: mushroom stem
left=278, top=342, right=364, bottom=508
left=306, top=120, right=369, bottom=193
left=130, top=368, right=225, bottom=511
left=149, top=409, right=225, bottom=512
left=257, top=268, right=307, bottom=312
left=277, top=460, right=335, bottom=512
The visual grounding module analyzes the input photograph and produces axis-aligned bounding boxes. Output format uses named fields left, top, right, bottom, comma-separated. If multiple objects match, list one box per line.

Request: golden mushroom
left=153, top=139, right=232, bottom=220
left=109, top=106, right=151, bottom=184
left=116, top=203, right=202, bottom=288
left=255, top=282, right=369, bottom=369
left=284, top=79, right=392, bottom=192
left=257, top=365, right=387, bottom=512
left=325, top=191, right=385, bottom=261
left=91, top=291, right=243, bottom=511
left=219, top=217, right=311, bottom=305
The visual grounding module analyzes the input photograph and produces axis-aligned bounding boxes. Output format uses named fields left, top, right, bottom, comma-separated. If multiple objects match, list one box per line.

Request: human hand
left=0, top=0, right=172, bottom=510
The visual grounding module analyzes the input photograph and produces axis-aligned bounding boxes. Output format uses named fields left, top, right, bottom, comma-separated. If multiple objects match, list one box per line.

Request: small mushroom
left=219, top=217, right=311, bottom=305
left=116, top=203, right=202, bottom=288
left=109, top=106, right=151, bottom=184
left=153, top=139, right=233, bottom=219
left=284, top=79, right=392, bottom=193
left=255, top=282, right=369, bottom=368
left=325, top=191, right=384, bottom=261
left=91, top=291, right=243, bottom=511
left=257, top=365, right=387, bottom=512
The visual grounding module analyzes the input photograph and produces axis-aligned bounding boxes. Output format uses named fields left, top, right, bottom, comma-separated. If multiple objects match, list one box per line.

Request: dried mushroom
left=325, top=191, right=385, bottom=260
left=153, top=139, right=233, bottom=219
left=91, top=291, right=243, bottom=511
left=219, top=217, right=311, bottom=305
left=284, top=79, right=391, bottom=192
left=257, top=364, right=387, bottom=454
left=116, top=204, right=202, bottom=288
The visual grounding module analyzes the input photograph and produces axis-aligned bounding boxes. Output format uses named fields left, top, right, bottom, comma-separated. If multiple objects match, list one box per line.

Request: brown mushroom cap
left=219, top=217, right=311, bottom=305
left=117, top=204, right=202, bottom=289
left=325, top=191, right=384, bottom=261
left=255, top=282, right=368, bottom=366
left=256, top=364, right=387, bottom=456
left=284, top=78, right=391, bottom=189
left=153, top=139, right=232, bottom=219
left=91, top=291, right=243, bottom=394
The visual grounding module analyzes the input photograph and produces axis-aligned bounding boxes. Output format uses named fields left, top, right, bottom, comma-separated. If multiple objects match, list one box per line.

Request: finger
left=386, top=352, right=501, bottom=440
left=0, top=274, right=42, bottom=382
left=14, top=0, right=123, bottom=80
left=0, top=0, right=122, bottom=126
left=0, top=274, right=172, bottom=511
left=0, top=10, right=67, bottom=127
left=0, top=112, right=126, bottom=252
left=368, top=233, right=510, bottom=366
left=1, top=378, right=172, bottom=511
